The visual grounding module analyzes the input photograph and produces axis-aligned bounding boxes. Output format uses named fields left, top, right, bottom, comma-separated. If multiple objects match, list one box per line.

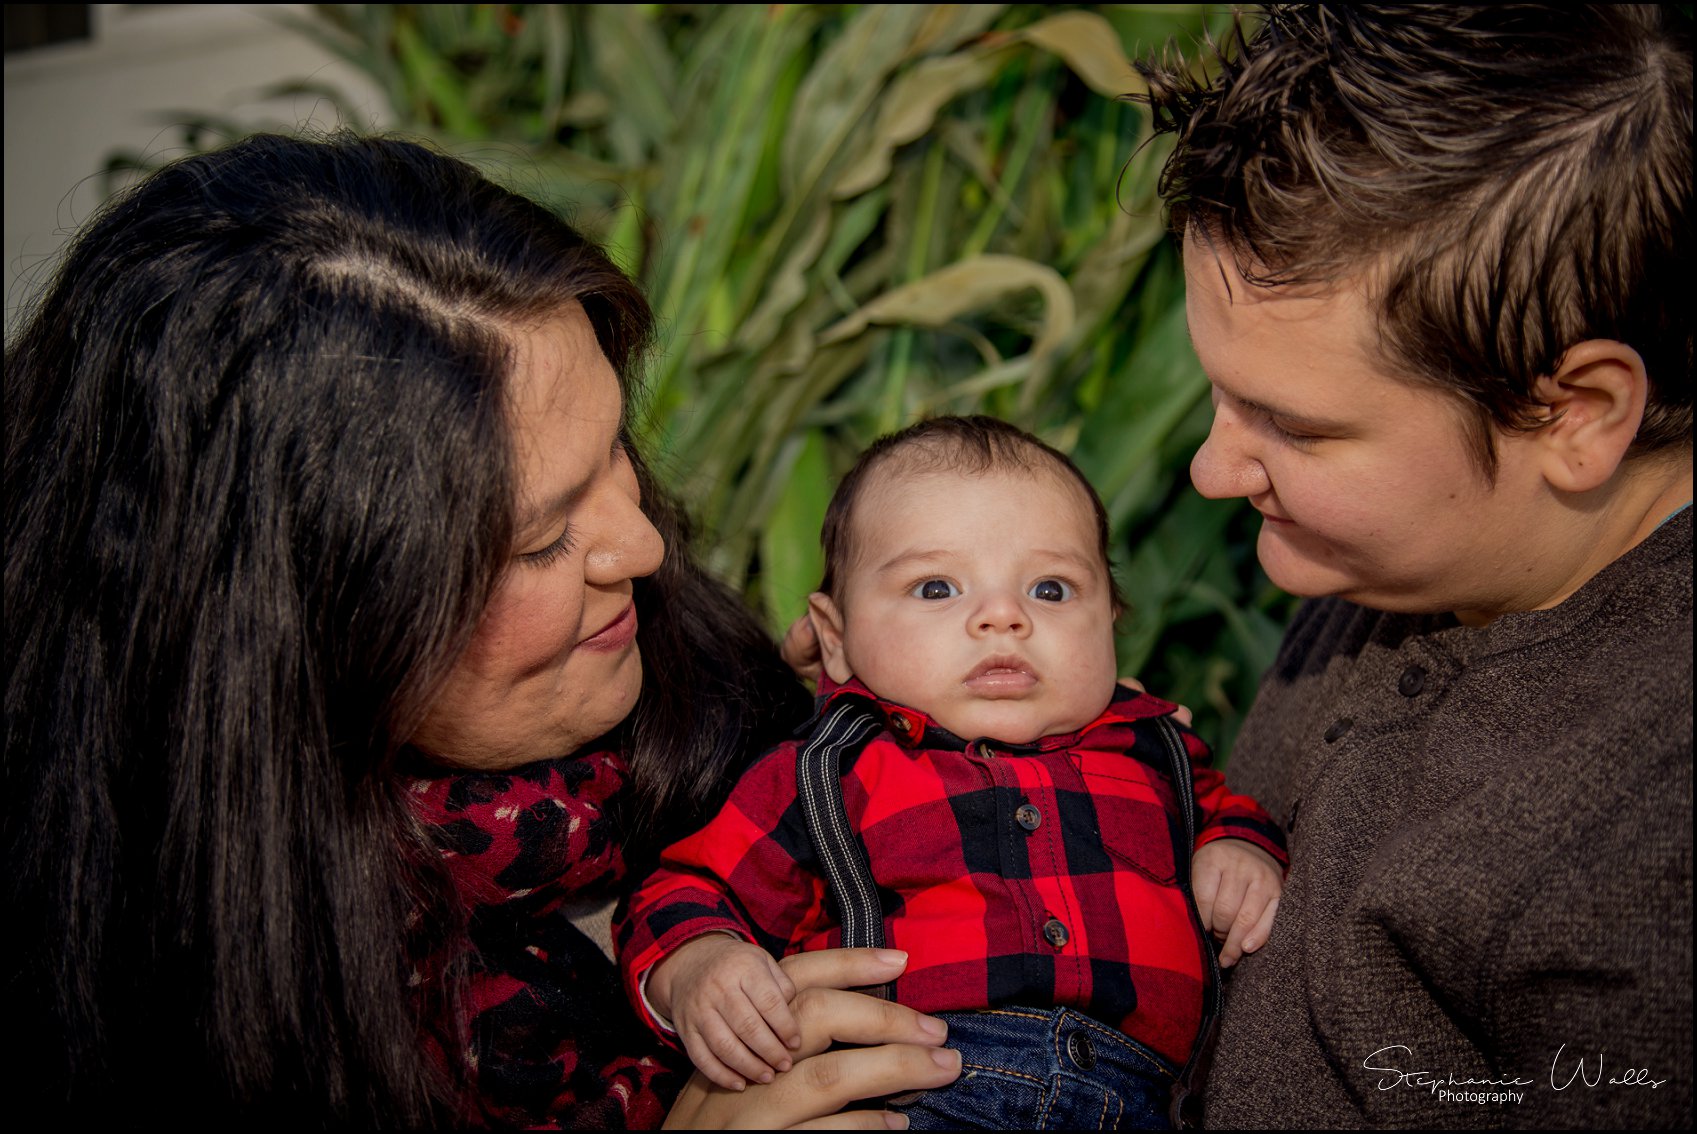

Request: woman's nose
left=583, top=483, right=665, bottom=585
left=1190, top=406, right=1271, bottom=501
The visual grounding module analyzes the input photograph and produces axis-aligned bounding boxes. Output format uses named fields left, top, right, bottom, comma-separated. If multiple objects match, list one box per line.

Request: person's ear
left=806, top=592, right=855, bottom=685
left=1530, top=340, right=1648, bottom=493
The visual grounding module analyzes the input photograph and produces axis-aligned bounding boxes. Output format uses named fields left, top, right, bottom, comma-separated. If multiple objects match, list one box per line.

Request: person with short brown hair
left=1136, top=5, right=1692, bottom=1126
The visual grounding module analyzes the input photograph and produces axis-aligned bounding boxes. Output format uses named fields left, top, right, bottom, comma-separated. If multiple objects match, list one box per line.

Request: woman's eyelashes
left=520, top=523, right=577, bottom=568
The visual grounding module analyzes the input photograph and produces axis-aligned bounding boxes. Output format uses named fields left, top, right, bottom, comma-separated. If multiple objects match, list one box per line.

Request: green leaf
left=758, top=428, right=833, bottom=630
left=818, top=254, right=1076, bottom=359
left=1018, top=10, right=1145, bottom=98
left=832, top=47, right=1008, bottom=200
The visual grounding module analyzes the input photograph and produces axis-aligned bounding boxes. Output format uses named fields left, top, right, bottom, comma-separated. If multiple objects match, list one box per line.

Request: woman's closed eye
left=519, top=524, right=577, bottom=568
left=1028, top=578, right=1074, bottom=602
left=911, top=578, right=961, bottom=600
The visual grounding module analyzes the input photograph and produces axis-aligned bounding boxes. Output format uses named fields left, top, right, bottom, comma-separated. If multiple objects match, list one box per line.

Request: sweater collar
left=1417, top=504, right=1693, bottom=665
left=811, top=674, right=1179, bottom=753
left=404, top=747, right=630, bottom=909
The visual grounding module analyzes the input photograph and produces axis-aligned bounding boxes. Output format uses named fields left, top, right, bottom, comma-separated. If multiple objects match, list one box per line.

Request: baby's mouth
left=964, top=655, right=1038, bottom=695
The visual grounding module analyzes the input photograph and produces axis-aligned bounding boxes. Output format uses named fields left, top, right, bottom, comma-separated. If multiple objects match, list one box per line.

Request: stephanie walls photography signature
left=1364, top=1043, right=1670, bottom=1103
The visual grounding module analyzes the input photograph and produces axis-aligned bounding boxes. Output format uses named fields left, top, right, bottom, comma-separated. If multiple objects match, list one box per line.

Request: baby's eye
left=1028, top=579, right=1073, bottom=602
left=911, top=579, right=960, bottom=600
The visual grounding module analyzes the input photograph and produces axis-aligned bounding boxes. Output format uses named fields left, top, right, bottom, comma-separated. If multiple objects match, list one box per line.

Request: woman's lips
left=578, top=601, right=637, bottom=651
left=964, top=656, right=1037, bottom=696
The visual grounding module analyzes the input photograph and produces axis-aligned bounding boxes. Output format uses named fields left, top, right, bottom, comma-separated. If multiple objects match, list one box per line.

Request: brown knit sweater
left=1204, top=507, right=1693, bottom=1130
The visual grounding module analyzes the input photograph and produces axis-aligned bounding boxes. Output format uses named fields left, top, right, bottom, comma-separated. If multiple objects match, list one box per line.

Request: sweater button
left=1323, top=718, right=1353, bottom=743
left=1042, top=918, right=1069, bottom=948
left=1015, top=803, right=1042, bottom=831
left=1398, top=665, right=1427, bottom=697
left=1286, top=799, right=1301, bottom=833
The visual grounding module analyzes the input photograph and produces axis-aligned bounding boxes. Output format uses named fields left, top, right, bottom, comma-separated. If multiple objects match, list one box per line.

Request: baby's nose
left=971, top=592, right=1029, bottom=635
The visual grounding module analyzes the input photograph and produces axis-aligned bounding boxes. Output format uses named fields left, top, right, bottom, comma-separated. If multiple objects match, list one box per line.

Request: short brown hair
left=818, top=415, right=1124, bottom=610
left=1137, top=4, right=1692, bottom=474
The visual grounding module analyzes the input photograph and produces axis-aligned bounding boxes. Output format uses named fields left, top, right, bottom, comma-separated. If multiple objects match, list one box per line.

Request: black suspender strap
left=1154, top=714, right=1223, bottom=1129
left=795, top=694, right=891, bottom=996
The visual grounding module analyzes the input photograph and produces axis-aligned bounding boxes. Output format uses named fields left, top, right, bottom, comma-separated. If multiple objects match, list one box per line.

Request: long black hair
left=3, top=132, right=807, bottom=1125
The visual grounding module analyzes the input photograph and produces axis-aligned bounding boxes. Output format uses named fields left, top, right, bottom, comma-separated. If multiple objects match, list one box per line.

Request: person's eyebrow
left=1027, top=548, right=1102, bottom=574
left=1219, top=386, right=1348, bottom=433
left=1183, top=314, right=1349, bottom=433
left=873, top=548, right=955, bottom=576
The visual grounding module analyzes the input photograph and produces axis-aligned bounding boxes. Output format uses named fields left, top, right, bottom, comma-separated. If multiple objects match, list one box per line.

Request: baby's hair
left=818, top=416, right=1124, bottom=610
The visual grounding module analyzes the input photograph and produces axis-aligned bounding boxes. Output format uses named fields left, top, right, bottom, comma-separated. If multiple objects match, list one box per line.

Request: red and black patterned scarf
left=407, top=748, right=683, bottom=1129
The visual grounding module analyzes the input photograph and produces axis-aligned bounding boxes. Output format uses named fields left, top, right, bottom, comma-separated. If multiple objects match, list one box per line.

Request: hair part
left=1136, top=4, right=1693, bottom=475
left=818, top=415, right=1125, bottom=611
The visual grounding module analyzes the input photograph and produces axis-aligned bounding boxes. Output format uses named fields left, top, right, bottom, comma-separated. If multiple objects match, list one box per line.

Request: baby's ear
left=806, top=592, right=856, bottom=685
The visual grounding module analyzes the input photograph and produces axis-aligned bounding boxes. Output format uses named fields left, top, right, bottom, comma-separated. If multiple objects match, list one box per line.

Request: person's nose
left=968, top=587, right=1031, bottom=639
left=1190, top=395, right=1271, bottom=501
left=583, top=472, right=665, bottom=587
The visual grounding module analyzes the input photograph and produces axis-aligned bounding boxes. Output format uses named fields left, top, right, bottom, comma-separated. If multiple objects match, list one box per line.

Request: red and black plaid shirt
left=616, top=679, right=1286, bottom=1066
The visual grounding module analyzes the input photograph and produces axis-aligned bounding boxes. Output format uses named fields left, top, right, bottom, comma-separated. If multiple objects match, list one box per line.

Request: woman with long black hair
left=3, top=132, right=958, bottom=1127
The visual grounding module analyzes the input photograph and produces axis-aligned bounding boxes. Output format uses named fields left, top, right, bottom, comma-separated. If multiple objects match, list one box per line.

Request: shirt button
left=971, top=740, right=996, bottom=759
left=1042, top=918, right=1069, bottom=948
left=1323, top=718, right=1354, bottom=743
left=1399, top=666, right=1427, bottom=697
left=1065, top=1030, right=1097, bottom=1070
left=1015, top=803, right=1042, bottom=831
left=889, top=713, right=909, bottom=733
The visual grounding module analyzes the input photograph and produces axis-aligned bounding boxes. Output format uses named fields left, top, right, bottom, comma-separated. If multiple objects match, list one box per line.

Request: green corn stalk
left=106, top=4, right=1293, bottom=763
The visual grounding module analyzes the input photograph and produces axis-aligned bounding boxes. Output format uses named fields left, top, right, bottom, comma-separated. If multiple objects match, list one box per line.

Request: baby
left=617, top=416, right=1285, bottom=1129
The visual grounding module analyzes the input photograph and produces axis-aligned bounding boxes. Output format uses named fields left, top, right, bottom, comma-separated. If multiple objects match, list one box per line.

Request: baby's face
left=821, top=464, right=1119, bottom=744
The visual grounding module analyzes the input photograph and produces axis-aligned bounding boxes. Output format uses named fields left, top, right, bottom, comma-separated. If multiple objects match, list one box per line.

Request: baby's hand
left=646, top=934, right=801, bottom=1091
left=1191, top=839, right=1283, bottom=968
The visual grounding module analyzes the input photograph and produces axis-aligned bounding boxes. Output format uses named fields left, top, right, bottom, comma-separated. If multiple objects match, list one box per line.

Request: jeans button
left=1066, top=1030, right=1097, bottom=1070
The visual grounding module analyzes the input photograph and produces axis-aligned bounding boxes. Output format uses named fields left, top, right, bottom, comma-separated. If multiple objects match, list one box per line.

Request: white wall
left=3, top=4, right=390, bottom=335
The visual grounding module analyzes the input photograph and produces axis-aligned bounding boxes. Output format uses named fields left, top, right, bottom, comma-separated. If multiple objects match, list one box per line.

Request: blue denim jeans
left=888, top=1006, right=1177, bottom=1130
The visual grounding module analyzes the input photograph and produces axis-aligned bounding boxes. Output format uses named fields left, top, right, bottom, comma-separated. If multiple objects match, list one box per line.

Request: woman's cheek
left=463, top=570, right=584, bottom=677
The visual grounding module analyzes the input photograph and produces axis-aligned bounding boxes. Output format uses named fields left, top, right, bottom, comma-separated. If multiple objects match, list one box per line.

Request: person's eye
left=1267, top=419, right=1321, bottom=448
left=910, top=578, right=960, bottom=600
left=1246, top=404, right=1322, bottom=448
left=519, top=523, right=577, bottom=567
left=1028, top=578, right=1074, bottom=602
